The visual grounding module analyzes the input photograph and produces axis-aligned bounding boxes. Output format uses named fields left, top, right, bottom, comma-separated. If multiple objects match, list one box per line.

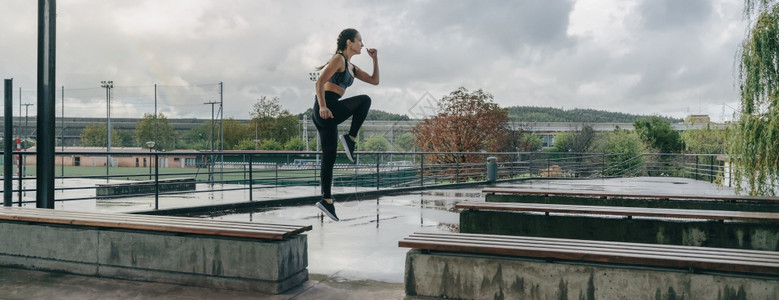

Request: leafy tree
left=362, top=135, right=391, bottom=152
left=250, top=96, right=299, bottom=145
left=234, top=139, right=256, bottom=150
left=633, top=116, right=683, bottom=153
left=135, top=113, right=177, bottom=151
left=114, top=130, right=136, bottom=147
left=411, top=87, right=509, bottom=164
left=259, top=138, right=283, bottom=150
left=682, top=125, right=727, bottom=154
left=284, top=137, right=307, bottom=151
left=552, top=132, right=574, bottom=153
left=220, top=118, right=252, bottom=150
left=592, top=129, right=646, bottom=176
left=393, top=132, right=415, bottom=151
left=179, top=122, right=211, bottom=150
left=80, top=123, right=124, bottom=147
left=518, top=132, right=543, bottom=152
left=729, top=0, right=779, bottom=195
left=552, top=125, right=595, bottom=153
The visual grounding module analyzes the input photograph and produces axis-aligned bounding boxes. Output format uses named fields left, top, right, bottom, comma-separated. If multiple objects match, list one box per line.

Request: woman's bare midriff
left=324, top=82, right=345, bottom=97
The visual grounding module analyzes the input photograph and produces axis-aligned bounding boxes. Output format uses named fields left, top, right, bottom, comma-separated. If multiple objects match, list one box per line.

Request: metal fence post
left=154, top=152, right=159, bottom=210
left=695, top=155, right=699, bottom=181
left=248, top=154, right=253, bottom=201
left=420, top=153, right=424, bottom=188
left=4, top=79, right=13, bottom=207
left=710, top=156, right=715, bottom=183
left=376, top=154, right=380, bottom=190
left=456, top=159, right=460, bottom=183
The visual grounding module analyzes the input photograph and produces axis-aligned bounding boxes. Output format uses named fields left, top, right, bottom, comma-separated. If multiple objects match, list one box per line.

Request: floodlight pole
left=101, top=80, right=113, bottom=182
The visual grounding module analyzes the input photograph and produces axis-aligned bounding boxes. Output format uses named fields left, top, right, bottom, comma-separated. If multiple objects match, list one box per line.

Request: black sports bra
left=328, top=53, right=355, bottom=89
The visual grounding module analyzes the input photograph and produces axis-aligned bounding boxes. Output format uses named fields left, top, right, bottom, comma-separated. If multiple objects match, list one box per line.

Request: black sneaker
left=340, top=134, right=356, bottom=162
left=316, top=200, right=339, bottom=221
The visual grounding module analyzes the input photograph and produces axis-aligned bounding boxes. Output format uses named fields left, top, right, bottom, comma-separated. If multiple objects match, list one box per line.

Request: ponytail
left=315, top=28, right=359, bottom=71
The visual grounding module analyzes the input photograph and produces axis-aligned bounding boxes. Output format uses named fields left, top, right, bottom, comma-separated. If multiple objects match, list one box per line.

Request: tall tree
left=411, top=87, right=509, bottom=164
left=250, top=96, right=299, bottom=145
left=135, top=113, right=177, bottom=151
left=592, top=129, right=647, bottom=176
left=729, top=0, right=779, bottom=195
left=682, top=125, right=727, bottom=154
left=633, top=116, right=683, bottom=153
left=80, top=123, right=125, bottom=147
left=219, top=118, right=252, bottom=150
left=552, top=125, right=596, bottom=153
left=362, top=135, right=391, bottom=152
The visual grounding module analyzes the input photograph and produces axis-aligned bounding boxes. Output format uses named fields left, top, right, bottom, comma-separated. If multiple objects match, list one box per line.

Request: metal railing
left=0, top=150, right=753, bottom=209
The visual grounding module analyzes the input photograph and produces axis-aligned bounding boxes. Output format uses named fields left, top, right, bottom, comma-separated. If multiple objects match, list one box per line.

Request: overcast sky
left=0, top=0, right=747, bottom=122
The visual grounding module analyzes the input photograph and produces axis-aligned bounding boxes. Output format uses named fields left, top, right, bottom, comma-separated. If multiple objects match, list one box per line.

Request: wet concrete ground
left=1, top=177, right=740, bottom=299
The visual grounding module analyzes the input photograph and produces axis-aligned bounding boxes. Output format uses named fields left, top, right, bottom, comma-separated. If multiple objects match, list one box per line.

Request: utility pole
left=204, top=101, right=219, bottom=184
left=22, top=103, right=33, bottom=146
left=21, top=103, right=33, bottom=177
left=219, top=82, right=224, bottom=181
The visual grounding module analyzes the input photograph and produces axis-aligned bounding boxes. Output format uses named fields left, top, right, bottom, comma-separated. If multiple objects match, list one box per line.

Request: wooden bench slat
left=0, top=208, right=310, bottom=233
left=399, top=239, right=779, bottom=276
left=0, top=210, right=301, bottom=234
left=456, top=201, right=779, bottom=222
left=400, top=237, right=779, bottom=268
left=408, top=232, right=779, bottom=261
left=404, top=233, right=779, bottom=263
left=0, top=207, right=309, bottom=230
left=481, top=188, right=779, bottom=203
left=0, top=207, right=311, bottom=240
left=0, top=207, right=307, bottom=229
left=4, top=215, right=292, bottom=240
left=399, top=232, right=779, bottom=276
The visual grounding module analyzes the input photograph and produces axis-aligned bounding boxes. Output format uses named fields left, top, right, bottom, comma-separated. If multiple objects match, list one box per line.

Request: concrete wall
left=460, top=210, right=779, bottom=251
left=405, top=249, right=778, bottom=299
left=485, top=194, right=779, bottom=212
left=0, top=221, right=308, bottom=293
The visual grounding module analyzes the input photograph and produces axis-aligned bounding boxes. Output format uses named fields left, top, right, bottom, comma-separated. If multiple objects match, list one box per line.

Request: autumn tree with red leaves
left=411, top=87, right=509, bottom=165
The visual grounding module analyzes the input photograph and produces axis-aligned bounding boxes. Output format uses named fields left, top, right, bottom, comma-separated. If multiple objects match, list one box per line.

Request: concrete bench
left=457, top=202, right=779, bottom=250
left=0, top=207, right=311, bottom=293
left=399, top=232, right=779, bottom=299
left=482, top=188, right=779, bottom=212
left=96, top=177, right=196, bottom=198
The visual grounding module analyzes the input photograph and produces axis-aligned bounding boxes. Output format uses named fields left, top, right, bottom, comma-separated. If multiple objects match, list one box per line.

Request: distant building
left=23, top=147, right=198, bottom=168
left=685, top=115, right=710, bottom=124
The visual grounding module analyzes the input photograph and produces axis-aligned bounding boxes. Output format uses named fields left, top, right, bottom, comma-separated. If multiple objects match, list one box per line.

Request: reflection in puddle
left=195, top=191, right=473, bottom=283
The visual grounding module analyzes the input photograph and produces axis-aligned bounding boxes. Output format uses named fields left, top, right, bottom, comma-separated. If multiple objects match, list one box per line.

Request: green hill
left=507, top=106, right=682, bottom=123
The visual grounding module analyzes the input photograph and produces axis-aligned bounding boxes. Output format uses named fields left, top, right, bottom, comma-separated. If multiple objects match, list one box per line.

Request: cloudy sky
left=0, top=0, right=748, bottom=122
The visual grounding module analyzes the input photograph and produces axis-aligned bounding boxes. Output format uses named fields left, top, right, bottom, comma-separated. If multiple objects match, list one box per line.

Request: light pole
left=146, top=141, right=155, bottom=180
left=101, top=80, right=113, bottom=181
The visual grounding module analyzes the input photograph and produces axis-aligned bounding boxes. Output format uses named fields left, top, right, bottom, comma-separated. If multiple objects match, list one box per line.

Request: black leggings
left=312, top=91, right=371, bottom=199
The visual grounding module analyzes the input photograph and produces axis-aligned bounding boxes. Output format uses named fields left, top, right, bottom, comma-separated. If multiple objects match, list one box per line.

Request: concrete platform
left=2, top=177, right=749, bottom=298
left=0, top=267, right=405, bottom=300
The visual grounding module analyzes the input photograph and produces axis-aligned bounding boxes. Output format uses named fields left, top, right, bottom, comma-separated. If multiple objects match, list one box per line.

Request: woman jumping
left=313, top=28, right=379, bottom=221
